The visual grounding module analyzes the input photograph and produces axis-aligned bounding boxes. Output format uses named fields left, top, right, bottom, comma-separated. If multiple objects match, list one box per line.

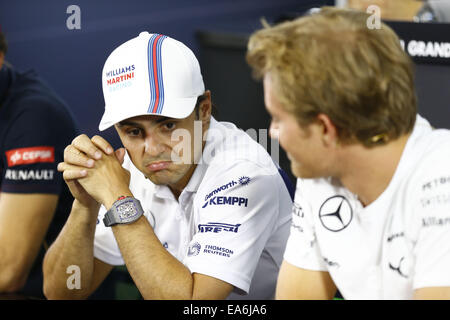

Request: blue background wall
left=0, top=0, right=332, bottom=147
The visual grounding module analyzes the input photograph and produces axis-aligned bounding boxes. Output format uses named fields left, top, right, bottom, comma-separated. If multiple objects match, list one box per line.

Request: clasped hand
left=57, top=134, right=132, bottom=210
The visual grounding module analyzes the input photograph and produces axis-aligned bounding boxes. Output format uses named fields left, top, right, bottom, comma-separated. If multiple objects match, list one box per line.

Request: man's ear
left=114, top=148, right=126, bottom=164
left=199, top=90, right=212, bottom=123
left=316, top=113, right=339, bottom=148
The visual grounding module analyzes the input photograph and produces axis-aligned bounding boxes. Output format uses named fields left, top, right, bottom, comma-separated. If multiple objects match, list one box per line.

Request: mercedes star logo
left=389, top=257, right=409, bottom=279
left=319, top=195, right=353, bottom=232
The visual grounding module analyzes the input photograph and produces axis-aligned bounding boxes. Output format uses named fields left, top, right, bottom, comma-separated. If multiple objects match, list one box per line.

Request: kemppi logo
left=6, top=146, right=55, bottom=167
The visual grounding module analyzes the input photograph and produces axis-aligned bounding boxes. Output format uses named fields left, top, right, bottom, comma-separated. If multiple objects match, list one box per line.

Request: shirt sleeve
left=411, top=141, right=450, bottom=290
left=183, top=160, right=283, bottom=295
left=1, top=102, right=68, bottom=194
left=283, top=178, right=328, bottom=271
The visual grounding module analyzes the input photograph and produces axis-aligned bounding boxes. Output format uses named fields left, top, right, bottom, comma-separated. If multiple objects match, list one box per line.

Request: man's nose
left=144, top=134, right=165, bottom=156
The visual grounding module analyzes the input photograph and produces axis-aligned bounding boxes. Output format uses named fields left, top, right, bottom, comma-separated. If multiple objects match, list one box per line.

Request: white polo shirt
left=93, top=117, right=293, bottom=299
left=284, top=115, right=450, bottom=299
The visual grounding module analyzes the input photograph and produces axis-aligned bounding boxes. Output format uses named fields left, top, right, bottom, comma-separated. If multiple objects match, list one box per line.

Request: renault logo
left=319, top=196, right=353, bottom=232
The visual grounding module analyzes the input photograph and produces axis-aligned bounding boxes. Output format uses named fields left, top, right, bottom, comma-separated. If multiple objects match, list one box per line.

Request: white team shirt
left=284, top=115, right=450, bottom=299
left=94, top=117, right=293, bottom=299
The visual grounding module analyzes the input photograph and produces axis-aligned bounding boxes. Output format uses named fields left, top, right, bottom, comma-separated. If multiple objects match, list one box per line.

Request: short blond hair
left=247, top=7, right=417, bottom=147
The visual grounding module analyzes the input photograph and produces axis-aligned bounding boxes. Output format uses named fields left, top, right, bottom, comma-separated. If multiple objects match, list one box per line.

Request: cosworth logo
left=238, top=176, right=250, bottom=185
left=6, top=146, right=55, bottom=167
left=204, top=176, right=251, bottom=202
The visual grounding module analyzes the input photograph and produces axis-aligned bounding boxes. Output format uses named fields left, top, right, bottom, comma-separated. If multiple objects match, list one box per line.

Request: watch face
left=117, top=201, right=138, bottom=222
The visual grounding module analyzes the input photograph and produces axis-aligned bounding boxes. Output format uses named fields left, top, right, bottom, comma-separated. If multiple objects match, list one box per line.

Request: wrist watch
left=103, top=197, right=144, bottom=227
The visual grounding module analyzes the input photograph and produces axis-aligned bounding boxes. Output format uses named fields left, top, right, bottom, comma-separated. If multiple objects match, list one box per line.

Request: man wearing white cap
left=43, top=32, right=293, bottom=299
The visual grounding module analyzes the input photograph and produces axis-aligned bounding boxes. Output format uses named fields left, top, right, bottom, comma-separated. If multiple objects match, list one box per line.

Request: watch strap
left=103, top=197, right=144, bottom=227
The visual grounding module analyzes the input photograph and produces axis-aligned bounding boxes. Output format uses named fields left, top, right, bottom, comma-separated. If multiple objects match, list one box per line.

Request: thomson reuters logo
left=5, top=146, right=55, bottom=167
left=187, top=242, right=201, bottom=257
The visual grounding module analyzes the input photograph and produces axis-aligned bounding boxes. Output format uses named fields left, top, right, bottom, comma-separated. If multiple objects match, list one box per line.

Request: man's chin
left=291, top=162, right=318, bottom=179
left=144, top=171, right=170, bottom=185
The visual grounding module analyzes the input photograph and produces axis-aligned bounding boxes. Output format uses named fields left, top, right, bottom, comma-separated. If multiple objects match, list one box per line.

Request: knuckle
left=72, top=134, right=88, bottom=145
left=63, top=171, right=71, bottom=180
left=64, top=146, right=76, bottom=159
left=64, top=145, right=71, bottom=155
left=71, top=136, right=80, bottom=145
left=92, top=135, right=110, bottom=150
left=91, top=135, right=101, bottom=142
left=64, top=145, right=78, bottom=160
left=90, top=146, right=99, bottom=155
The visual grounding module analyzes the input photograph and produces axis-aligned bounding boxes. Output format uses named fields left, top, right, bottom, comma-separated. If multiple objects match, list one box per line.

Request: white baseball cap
left=99, top=32, right=205, bottom=131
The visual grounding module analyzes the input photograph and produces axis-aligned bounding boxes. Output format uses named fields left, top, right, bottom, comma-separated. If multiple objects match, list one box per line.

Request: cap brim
left=98, top=96, right=198, bottom=131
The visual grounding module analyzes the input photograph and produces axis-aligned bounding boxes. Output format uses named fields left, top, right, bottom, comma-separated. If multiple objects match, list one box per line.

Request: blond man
left=247, top=7, right=450, bottom=299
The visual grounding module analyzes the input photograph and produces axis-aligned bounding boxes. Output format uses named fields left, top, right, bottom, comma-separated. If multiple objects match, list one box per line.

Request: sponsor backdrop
left=386, top=21, right=450, bottom=130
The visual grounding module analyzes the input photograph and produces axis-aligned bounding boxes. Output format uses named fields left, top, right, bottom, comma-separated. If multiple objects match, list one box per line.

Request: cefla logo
left=5, top=146, right=55, bottom=167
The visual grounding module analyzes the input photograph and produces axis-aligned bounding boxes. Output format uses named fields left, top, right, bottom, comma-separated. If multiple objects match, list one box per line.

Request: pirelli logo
left=5, top=146, right=55, bottom=167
